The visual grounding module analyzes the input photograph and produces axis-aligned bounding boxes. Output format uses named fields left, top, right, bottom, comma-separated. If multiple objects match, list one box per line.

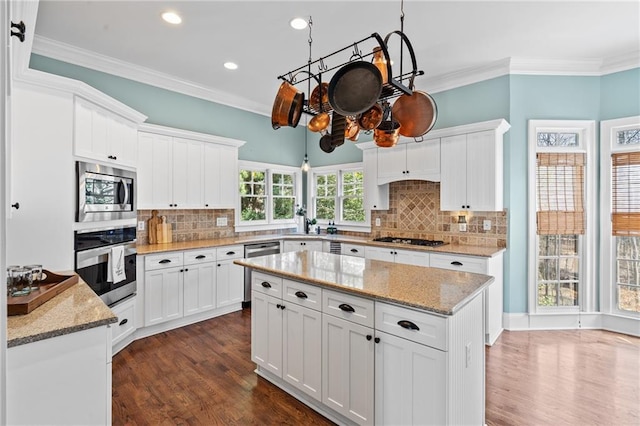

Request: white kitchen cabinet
left=341, top=243, right=365, bottom=258
left=251, top=272, right=284, bottom=377
left=184, top=262, right=216, bottom=316
left=376, top=138, right=440, bottom=185
left=430, top=252, right=504, bottom=345
left=365, top=245, right=430, bottom=266
left=7, top=326, right=112, bottom=426
left=322, top=313, right=374, bottom=424
left=362, top=148, right=389, bottom=210
left=440, top=130, right=502, bottom=211
left=138, top=124, right=244, bottom=210
left=375, top=330, right=446, bottom=426
left=204, top=143, right=238, bottom=208
left=282, top=294, right=322, bottom=401
left=216, top=245, right=244, bottom=308
left=283, top=239, right=323, bottom=253
left=144, top=252, right=185, bottom=326
left=74, top=96, right=138, bottom=168
left=110, top=296, right=137, bottom=348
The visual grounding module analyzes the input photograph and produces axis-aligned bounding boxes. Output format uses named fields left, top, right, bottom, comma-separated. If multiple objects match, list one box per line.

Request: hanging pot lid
left=328, top=61, right=383, bottom=116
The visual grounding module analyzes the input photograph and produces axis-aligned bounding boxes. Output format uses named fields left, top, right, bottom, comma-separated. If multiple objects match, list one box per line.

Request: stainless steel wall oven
left=74, top=226, right=137, bottom=306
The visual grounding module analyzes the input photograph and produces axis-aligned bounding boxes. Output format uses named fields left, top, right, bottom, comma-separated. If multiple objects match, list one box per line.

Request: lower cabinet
left=283, top=239, right=324, bottom=253
left=216, top=245, right=245, bottom=308
left=365, top=246, right=430, bottom=267
left=144, top=265, right=184, bottom=326
left=111, top=296, right=137, bottom=347
left=184, top=262, right=217, bottom=315
left=251, top=290, right=283, bottom=376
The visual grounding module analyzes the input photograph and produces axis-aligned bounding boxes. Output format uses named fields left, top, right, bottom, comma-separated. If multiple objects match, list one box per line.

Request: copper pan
left=271, top=80, right=305, bottom=130
left=358, top=103, right=383, bottom=131
left=392, top=89, right=437, bottom=138
left=374, top=120, right=401, bottom=148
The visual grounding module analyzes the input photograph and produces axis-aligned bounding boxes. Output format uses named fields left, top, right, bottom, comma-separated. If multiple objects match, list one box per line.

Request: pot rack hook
left=350, top=42, right=363, bottom=61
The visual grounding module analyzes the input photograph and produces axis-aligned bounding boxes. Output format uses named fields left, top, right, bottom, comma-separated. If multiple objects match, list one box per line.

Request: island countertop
left=235, top=251, right=494, bottom=316
left=7, top=274, right=117, bottom=348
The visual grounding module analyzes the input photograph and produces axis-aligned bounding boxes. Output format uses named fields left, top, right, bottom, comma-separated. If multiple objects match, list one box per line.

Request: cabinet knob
left=205, top=204, right=209, bottom=207
left=276, top=303, right=281, bottom=309
left=373, top=205, right=377, bottom=208
left=11, top=202, right=20, bottom=210
left=406, top=170, right=409, bottom=174
left=10, top=21, right=26, bottom=42
left=374, top=337, right=380, bottom=344
left=466, top=205, right=470, bottom=209
left=366, top=334, right=372, bottom=341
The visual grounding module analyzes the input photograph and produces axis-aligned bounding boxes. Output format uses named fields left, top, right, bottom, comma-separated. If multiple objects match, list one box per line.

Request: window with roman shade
left=536, top=152, right=585, bottom=235
left=611, top=152, right=640, bottom=236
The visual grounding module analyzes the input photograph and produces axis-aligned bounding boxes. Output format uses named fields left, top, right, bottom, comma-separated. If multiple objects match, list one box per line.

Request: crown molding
left=31, top=35, right=271, bottom=117
left=138, top=122, right=245, bottom=147
left=600, top=51, right=640, bottom=75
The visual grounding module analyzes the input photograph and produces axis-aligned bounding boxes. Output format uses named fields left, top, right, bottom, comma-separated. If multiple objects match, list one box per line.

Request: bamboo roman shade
left=612, top=151, right=640, bottom=236
left=536, top=152, right=585, bottom=235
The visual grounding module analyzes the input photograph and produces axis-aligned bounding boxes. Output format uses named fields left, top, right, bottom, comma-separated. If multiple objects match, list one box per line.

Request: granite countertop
left=235, top=251, right=494, bottom=316
left=137, top=233, right=505, bottom=258
left=7, top=274, right=117, bottom=348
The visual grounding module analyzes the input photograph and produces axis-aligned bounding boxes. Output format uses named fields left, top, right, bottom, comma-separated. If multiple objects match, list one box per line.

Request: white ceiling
left=33, top=1, right=640, bottom=116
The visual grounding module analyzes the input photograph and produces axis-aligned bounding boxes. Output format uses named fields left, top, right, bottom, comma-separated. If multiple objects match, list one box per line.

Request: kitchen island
left=235, top=251, right=492, bottom=425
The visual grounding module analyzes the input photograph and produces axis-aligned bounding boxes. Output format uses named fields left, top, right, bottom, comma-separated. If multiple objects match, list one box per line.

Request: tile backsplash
left=138, top=181, right=507, bottom=248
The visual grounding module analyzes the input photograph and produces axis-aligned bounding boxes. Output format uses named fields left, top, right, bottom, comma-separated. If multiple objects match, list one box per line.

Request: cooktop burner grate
left=373, top=237, right=447, bottom=247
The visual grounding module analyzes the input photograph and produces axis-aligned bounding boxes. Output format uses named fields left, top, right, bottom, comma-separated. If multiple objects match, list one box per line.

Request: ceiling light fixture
left=290, top=17, right=308, bottom=30
left=161, top=11, right=182, bottom=25
left=224, top=62, right=238, bottom=70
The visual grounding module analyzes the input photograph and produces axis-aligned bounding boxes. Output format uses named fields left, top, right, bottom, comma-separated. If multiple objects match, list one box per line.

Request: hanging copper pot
left=271, top=80, right=305, bottom=130
left=358, top=103, right=383, bottom=131
left=345, top=116, right=360, bottom=141
left=374, top=120, right=401, bottom=148
left=392, top=88, right=437, bottom=138
left=309, top=82, right=329, bottom=112
left=308, top=112, right=330, bottom=132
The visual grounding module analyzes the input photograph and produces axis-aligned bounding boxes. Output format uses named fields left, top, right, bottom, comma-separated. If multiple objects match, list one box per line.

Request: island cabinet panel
left=251, top=290, right=283, bottom=377
left=322, top=313, right=374, bottom=425
left=365, top=246, right=430, bottom=267
left=322, top=288, right=374, bottom=328
left=374, top=330, right=446, bottom=426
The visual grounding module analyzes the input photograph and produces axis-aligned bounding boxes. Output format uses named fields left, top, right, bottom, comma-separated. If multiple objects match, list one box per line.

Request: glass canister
left=24, top=264, right=43, bottom=291
left=8, top=266, right=32, bottom=297
left=372, top=46, right=389, bottom=85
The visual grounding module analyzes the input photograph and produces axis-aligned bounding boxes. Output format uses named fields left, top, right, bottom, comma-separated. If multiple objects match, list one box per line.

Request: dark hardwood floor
left=113, top=309, right=640, bottom=425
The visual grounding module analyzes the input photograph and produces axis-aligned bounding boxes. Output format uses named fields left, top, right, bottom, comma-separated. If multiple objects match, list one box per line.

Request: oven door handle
left=76, top=243, right=137, bottom=268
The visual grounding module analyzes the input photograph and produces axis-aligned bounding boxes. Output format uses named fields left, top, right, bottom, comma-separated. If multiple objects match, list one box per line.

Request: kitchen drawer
left=252, top=271, right=282, bottom=298
left=375, top=301, right=448, bottom=351
left=430, top=253, right=487, bottom=274
left=145, top=252, right=184, bottom=271
left=183, top=249, right=216, bottom=265
left=216, top=245, right=244, bottom=260
left=341, top=243, right=365, bottom=258
left=322, top=288, right=374, bottom=328
left=282, top=279, right=322, bottom=311
left=110, top=296, right=136, bottom=345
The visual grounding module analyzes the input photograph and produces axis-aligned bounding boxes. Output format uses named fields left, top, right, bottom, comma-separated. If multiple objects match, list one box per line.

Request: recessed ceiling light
left=161, top=11, right=182, bottom=25
left=290, top=17, right=307, bottom=30
left=224, top=62, right=238, bottom=70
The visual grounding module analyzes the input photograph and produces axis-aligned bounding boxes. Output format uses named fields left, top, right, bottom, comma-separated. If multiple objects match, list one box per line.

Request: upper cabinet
left=362, top=148, right=389, bottom=211
left=74, top=97, right=139, bottom=168
left=137, top=124, right=245, bottom=210
left=376, top=138, right=441, bottom=185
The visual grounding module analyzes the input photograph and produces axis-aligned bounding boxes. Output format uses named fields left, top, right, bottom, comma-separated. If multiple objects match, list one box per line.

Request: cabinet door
left=203, top=144, right=238, bottom=208
left=251, top=291, right=283, bottom=377
left=375, top=331, right=446, bottom=426
left=305, top=240, right=323, bottom=252
left=322, top=314, right=374, bottom=424
left=172, top=137, right=203, bottom=209
left=362, top=148, right=389, bottom=210
left=107, top=116, right=137, bottom=168
left=216, top=259, right=244, bottom=308
left=466, top=130, right=501, bottom=211
left=440, top=134, right=468, bottom=211
left=282, top=303, right=322, bottom=401
left=406, top=138, right=440, bottom=181
left=184, top=262, right=216, bottom=316
left=283, top=240, right=303, bottom=252
left=150, top=133, right=173, bottom=209
left=144, top=266, right=183, bottom=326
left=377, top=144, right=407, bottom=183
left=110, top=296, right=136, bottom=345
left=394, top=248, right=430, bottom=267
left=365, top=246, right=396, bottom=263
left=74, top=99, right=94, bottom=159
left=90, top=107, right=109, bottom=161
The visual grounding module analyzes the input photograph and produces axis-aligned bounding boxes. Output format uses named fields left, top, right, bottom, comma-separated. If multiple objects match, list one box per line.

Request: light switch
left=138, top=220, right=145, bottom=231
left=216, top=216, right=228, bottom=227
left=375, top=218, right=381, bottom=227
left=483, top=220, right=492, bottom=231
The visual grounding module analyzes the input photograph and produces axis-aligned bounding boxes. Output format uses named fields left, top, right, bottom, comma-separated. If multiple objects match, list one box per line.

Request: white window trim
left=236, top=160, right=302, bottom=232
left=308, top=162, right=369, bottom=233
left=600, top=115, right=640, bottom=319
left=527, top=120, right=597, bottom=314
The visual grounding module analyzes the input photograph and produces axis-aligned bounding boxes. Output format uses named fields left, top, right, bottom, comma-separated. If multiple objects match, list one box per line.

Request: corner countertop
left=235, top=251, right=493, bottom=316
left=7, top=273, right=117, bottom=348
left=137, top=233, right=505, bottom=258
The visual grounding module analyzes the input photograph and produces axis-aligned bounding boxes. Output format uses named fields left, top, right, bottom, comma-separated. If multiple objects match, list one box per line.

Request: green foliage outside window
left=240, top=170, right=266, bottom=221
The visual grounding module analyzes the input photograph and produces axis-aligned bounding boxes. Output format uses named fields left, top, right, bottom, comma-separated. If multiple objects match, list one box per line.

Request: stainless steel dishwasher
left=243, top=241, right=281, bottom=307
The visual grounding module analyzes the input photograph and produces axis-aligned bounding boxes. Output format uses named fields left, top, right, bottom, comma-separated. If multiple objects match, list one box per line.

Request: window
left=601, top=117, right=640, bottom=316
left=238, top=161, right=301, bottom=230
left=528, top=120, right=596, bottom=312
left=310, top=163, right=366, bottom=227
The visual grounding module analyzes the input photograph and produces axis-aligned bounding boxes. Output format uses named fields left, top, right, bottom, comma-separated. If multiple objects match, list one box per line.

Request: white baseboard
left=503, top=312, right=639, bottom=337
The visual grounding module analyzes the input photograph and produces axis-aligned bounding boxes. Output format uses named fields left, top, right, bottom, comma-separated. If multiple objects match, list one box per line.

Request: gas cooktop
left=373, top=237, right=447, bottom=247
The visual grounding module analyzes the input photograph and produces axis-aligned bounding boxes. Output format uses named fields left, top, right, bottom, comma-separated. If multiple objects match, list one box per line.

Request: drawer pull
left=261, top=281, right=272, bottom=288
left=195, top=255, right=206, bottom=259
left=226, top=251, right=235, bottom=255
left=338, top=303, right=355, bottom=313
left=119, top=318, right=128, bottom=326
left=397, top=320, right=420, bottom=331
left=159, top=259, right=171, bottom=264
left=350, top=248, right=359, bottom=253
left=451, top=261, right=463, bottom=266
left=294, top=291, right=308, bottom=299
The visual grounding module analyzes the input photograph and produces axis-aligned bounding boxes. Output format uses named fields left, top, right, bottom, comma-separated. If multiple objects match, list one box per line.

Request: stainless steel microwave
left=76, top=161, right=136, bottom=222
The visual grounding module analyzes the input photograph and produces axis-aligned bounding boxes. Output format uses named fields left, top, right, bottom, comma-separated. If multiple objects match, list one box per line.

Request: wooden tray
left=7, top=270, right=78, bottom=316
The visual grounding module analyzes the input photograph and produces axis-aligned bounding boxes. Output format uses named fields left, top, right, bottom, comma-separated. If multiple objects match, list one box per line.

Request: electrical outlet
left=138, top=220, right=145, bottom=231
left=375, top=217, right=381, bottom=227
left=483, top=220, right=492, bottom=231
left=216, top=216, right=228, bottom=227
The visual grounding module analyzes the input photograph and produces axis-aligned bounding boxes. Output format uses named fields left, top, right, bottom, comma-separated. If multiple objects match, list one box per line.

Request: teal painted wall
left=29, top=52, right=640, bottom=313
